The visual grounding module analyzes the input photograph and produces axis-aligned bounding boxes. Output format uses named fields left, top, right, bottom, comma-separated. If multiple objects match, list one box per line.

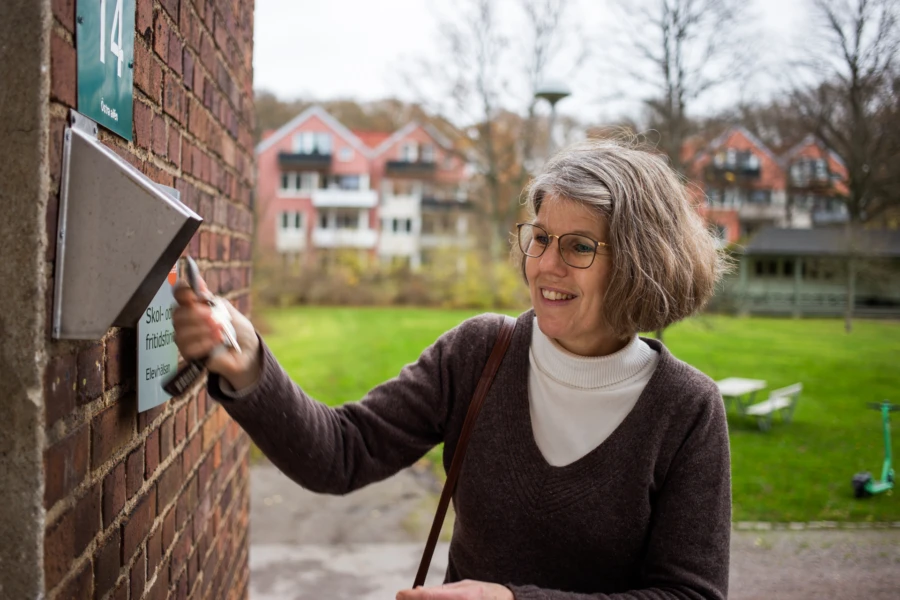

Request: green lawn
left=258, top=306, right=900, bottom=523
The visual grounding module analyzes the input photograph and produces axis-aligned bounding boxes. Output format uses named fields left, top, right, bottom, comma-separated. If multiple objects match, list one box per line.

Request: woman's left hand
left=396, top=580, right=514, bottom=600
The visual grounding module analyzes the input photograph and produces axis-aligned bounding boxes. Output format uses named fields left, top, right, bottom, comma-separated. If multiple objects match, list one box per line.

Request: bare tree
left=612, top=0, right=758, bottom=175
left=403, top=0, right=585, bottom=259
left=790, top=0, right=899, bottom=331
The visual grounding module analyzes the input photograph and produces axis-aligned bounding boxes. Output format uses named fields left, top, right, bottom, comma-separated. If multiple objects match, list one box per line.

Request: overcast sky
left=253, top=0, right=812, bottom=126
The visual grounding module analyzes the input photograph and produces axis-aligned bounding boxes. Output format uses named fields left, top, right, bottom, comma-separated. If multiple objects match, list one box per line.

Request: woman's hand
left=396, top=580, right=514, bottom=600
left=172, top=277, right=261, bottom=391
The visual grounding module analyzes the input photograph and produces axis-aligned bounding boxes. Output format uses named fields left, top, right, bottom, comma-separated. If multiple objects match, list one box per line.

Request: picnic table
left=716, top=377, right=767, bottom=415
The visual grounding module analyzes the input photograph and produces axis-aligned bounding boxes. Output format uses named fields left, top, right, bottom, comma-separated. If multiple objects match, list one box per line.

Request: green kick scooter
left=852, top=401, right=897, bottom=499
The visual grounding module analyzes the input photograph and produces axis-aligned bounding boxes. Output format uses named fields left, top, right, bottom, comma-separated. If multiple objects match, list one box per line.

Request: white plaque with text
left=137, top=266, right=178, bottom=412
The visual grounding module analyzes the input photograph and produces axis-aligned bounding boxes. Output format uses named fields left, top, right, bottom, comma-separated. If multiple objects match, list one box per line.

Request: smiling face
left=525, top=194, right=625, bottom=357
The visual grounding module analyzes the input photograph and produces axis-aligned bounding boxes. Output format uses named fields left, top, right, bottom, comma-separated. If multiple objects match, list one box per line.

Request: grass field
left=257, top=306, right=900, bottom=523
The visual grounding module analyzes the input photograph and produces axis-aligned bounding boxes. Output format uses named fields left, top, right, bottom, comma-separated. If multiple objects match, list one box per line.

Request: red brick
left=160, top=0, right=180, bottom=21
left=148, top=51, right=165, bottom=105
left=172, top=531, right=192, bottom=583
left=168, top=30, right=185, bottom=76
left=75, top=485, right=101, bottom=557
left=131, top=547, right=147, bottom=600
left=181, top=137, right=194, bottom=174
left=162, top=507, right=176, bottom=550
left=187, top=399, right=198, bottom=435
left=50, top=33, right=76, bottom=106
left=44, top=509, right=75, bottom=589
left=199, top=230, right=211, bottom=259
left=44, top=424, right=89, bottom=509
left=56, top=558, right=92, bottom=600
left=147, top=525, right=163, bottom=578
left=175, top=405, right=188, bottom=445
left=214, top=12, right=228, bottom=52
left=106, top=328, right=136, bottom=390
left=126, top=445, right=145, bottom=499
left=146, top=427, right=161, bottom=477
left=138, top=403, right=166, bottom=432
left=152, top=113, right=167, bottom=157
left=176, top=476, right=198, bottom=530
left=113, top=581, right=128, bottom=600
left=168, top=126, right=181, bottom=164
left=160, top=415, right=174, bottom=461
left=134, top=101, right=152, bottom=149
left=165, top=73, right=186, bottom=123
left=158, top=461, right=182, bottom=510
left=134, top=42, right=151, bottom=97
left=183, top=49, right=195, bottom=90
left=122, top=488, right=157, bottom=560
left=76, top=342, right=103, bottom=405
left=52, top=0, right=75, bottom=33
left=102, top=461, right=126, bottom=528
left=94, top=532, right=121, bottom=598
left=145, top=559, right=169, bottom=600
left=44, top=352, right=77, bottom=427
left=137, top=0, right=154, bottom=39
left=154, top=11, right=171, bottom=61
left=91, top=400, right=136, bottom=468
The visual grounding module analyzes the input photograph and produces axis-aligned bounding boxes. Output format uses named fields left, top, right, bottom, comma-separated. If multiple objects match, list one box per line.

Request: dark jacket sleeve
left=507, top=379, right=732, bottom=600
left=207, top=315, right=494, bottom=495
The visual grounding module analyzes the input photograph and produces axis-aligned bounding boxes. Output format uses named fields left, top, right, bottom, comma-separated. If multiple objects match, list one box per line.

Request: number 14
left=100, top=0, right=125, bottom=77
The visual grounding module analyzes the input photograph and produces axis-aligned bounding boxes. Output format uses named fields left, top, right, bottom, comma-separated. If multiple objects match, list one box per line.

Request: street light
left=535, top=79, right=571, bottom=155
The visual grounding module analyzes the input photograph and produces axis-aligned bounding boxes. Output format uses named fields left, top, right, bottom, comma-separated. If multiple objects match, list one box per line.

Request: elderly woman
left=173, top=138, right=731, bottom=600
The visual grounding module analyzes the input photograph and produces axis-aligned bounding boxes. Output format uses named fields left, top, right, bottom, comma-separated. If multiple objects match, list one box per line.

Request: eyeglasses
left=516, top=223, right=610, bottom=269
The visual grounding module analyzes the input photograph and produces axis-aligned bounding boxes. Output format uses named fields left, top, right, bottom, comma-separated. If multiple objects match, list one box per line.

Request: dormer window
left=401, top=142, right=418, bottom=162
left=421, top=144, right=435, bottom=163
left=292, top=132, right=332, bottom=155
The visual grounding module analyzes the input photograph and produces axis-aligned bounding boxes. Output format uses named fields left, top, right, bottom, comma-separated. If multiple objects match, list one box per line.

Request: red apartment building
left=689, top=127, right=849, bottom=245
left=255, top=106, right=471, bottom=269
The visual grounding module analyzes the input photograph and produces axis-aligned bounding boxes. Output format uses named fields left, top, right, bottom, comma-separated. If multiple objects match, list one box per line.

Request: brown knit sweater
left=209, top=310, right=732, bottom=599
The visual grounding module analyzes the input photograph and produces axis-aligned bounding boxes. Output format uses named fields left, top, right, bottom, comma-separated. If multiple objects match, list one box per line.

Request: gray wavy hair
left=519, top=136, right=729, bottom=337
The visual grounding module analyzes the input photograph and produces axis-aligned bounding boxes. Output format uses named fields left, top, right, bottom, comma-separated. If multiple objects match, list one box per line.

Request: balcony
left=278, top=151, right=331, bottom=170
left=385, top=160, right=436, bottom=178
left=738, top=203, right=784, bottom=221
left=422, top=196, right=473, bottom=211
left=312, top=227, right=377, bottom=249
left=312, top=189, right=378, bottom=208
left=275, top=228, right=306, bottom=253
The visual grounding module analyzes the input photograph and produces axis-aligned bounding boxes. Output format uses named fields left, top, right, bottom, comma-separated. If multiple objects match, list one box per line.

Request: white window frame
left=421, top=144, right=435, bottom=163
left=401, top=142, right=418, bottom=162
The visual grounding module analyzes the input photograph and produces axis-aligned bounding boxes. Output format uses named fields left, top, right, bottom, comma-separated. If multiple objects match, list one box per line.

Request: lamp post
left=535, top=79, right=571, bottom=155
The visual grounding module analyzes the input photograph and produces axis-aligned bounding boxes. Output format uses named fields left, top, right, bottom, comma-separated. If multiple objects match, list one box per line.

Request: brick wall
left=44, top=1, right=255, bottom=598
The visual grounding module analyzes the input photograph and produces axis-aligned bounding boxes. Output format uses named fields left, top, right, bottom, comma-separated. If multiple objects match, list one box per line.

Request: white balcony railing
left=275, top=229, right=306, bottom=252
left=738, top=203, right=785, bottom=221
left=311, top=189, right=378, bottom=208
left=312, top=227, right=378, bottom=248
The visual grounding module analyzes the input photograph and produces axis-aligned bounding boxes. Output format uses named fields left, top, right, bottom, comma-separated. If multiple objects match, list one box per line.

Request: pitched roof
left=372, top=121, right=454, bottom=157
left=694, top=126, right=780, bottom=166
left=254, top=105, right=373, bottom=157
left=782, top=134, right=847, bottom=169
left=352, top=130, right=392, bottom=149
left=743, top=227, right=900, bottom=257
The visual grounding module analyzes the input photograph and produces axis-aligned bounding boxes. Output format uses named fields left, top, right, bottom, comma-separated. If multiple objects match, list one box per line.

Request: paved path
left=249, top=464, right=900, bottom=600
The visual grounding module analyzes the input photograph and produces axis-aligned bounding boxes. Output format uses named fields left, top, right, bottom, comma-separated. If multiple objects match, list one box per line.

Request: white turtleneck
left=528, top=318, right=660, bottom=467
